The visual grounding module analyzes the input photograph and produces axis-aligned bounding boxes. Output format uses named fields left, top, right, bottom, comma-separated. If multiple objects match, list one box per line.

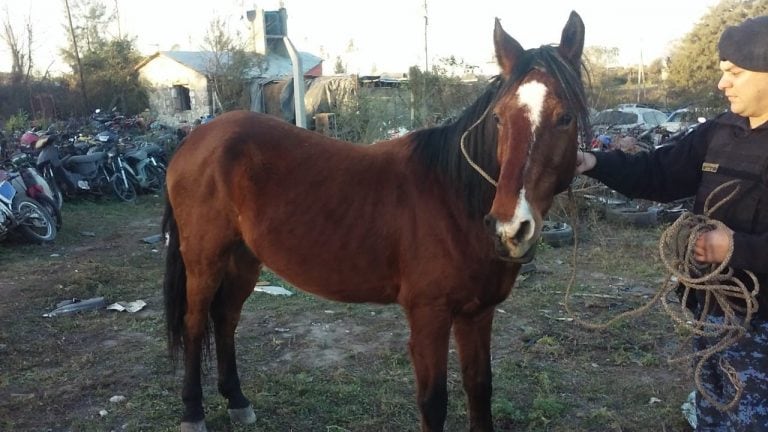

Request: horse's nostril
left=514, top=220, right=532, bottom=243
left=483, top=215, right=496, bottom=229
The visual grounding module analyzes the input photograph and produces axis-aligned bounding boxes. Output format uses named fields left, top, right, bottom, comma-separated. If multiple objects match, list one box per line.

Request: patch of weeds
left=583, top=406, right=622, bottom=431
left=528, top=396, right=568, bottom=428
left=531, top=335, right=563, bottom=357
left=492, top=398, right=527, bottom=424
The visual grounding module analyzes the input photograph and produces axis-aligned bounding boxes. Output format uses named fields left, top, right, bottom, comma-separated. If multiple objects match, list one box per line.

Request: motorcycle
left=122, top=142, right=166, bottom=194
left=35, top=134, right=112, bottom=201
left=87, top=139, right=138, bottom=202
left=104, top=143, right=137, bottom=202
left=0, top=169, right=57, bottom=243
left=3, top=152, right=63, bottom=230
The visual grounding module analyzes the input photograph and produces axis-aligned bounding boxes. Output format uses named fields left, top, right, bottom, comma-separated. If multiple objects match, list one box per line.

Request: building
left=135, top=7, right=322, bottom=126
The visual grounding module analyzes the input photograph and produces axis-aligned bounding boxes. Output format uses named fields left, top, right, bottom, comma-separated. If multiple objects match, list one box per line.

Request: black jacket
left=586, top=112, right=768, bottom=317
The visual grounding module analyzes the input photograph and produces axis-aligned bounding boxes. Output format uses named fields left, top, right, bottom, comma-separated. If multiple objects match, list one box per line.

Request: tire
left=48, top=179, right=64, bottom=209
left=34, top=194, right=63, bottom=231
left=143, top=164, right=165, bottom=194
left=42, top=167, right=64, bottom=208
left=541, top=221, right=574, bottom=247
left=12, top=196, right=56, bottom=243
left=605, top=206, right=659, bottom=227
left=111, top=173, right=137, bottom=202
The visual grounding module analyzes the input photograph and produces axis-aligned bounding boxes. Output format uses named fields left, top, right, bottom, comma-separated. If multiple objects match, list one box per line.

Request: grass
left=0, top=196, right=696, bottom=431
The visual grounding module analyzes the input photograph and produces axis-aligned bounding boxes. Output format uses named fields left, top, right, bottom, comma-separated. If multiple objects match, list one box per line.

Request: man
left=575, top=15, right=768, bottom=431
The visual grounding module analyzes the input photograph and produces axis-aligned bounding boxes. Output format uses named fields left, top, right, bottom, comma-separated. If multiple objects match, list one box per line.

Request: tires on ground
left=541, top=221, right=574, bottom=247
left=11, top=196, right=57, bottom=243
left=605, top=206, right=659, bottom=227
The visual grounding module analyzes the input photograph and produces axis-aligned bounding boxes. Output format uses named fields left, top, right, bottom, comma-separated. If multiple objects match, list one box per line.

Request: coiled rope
left=564, top=179, right=759, bottom=411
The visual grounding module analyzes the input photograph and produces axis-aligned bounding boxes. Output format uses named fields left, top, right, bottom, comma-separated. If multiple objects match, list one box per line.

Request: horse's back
left=165, top=111, right=409, bottom=302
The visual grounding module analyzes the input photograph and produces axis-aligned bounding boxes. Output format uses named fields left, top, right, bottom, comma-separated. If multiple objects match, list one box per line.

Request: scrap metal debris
left=254, top=285, right=293, bottom=296
left=42, top=297, right=106, bottom=317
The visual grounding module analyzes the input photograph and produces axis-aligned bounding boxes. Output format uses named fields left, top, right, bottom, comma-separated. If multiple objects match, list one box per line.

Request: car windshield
left=593, top=111, right=637, bottom=125
left=642, top=111, right=667, bottom=126
left=668, top=110, right=698, bottom=122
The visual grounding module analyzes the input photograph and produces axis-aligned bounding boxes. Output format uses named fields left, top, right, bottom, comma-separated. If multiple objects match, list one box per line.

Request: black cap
left=718, top=16, right=768, bottom=72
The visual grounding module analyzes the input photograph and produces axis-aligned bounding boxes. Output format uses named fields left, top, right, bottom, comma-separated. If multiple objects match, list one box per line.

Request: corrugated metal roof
left=157, top=50, right=322, bottom=78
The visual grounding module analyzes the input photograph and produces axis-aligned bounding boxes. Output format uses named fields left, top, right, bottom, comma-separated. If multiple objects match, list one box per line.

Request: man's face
left=718, top=60, right=768, bottom=122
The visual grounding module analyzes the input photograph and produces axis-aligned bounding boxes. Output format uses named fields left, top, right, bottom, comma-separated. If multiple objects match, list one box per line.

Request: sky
left=0, top=0, right=723, bottom=76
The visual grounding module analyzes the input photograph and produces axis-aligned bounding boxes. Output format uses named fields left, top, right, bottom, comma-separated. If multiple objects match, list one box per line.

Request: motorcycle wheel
left=12, top=196, right=57, bottom=243
left=42, top=167, right=65, bottom=208
left=34, top=194, right=63, bottom=230
left=49, top=179, right=64, bottom=209
left=144, top=164, right=165, bottom=194
left=111, top=174, right=137, bottom=202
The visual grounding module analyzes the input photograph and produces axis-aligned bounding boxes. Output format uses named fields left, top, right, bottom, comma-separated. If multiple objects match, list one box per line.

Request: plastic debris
left=106, top=300, right=147, bottom=313
left=99, top=410, right=108, bottom=417
left=109, top=395, right=127, bottom=403
left=43, top=297, right=106, bottom=317
left=141, top=234, right=163, bottom=244
left=649, top=397, right=662, bottom=405
left=254, top=285, right=293, bottom=296
left=681, top=390, right=697, bottom=429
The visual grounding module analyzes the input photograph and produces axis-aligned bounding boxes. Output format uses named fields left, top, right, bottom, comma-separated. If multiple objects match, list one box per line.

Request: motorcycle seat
left=62, top=152, right=107, bottom=168
left=125, top=149, right=148, bottom=161
left=142, top=144, right=163, bottom=155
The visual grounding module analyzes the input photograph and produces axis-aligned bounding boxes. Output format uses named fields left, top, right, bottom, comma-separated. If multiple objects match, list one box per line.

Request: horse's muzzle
left=484, top=214, right=538, bottom=263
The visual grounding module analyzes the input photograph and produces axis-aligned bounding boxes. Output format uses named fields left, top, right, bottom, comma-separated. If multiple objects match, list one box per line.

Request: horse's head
left=484, top=11, right=588, bottom=262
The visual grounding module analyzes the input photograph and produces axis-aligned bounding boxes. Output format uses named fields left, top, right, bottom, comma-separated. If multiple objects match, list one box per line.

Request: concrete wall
left=138, top=56, right=210, bottom=126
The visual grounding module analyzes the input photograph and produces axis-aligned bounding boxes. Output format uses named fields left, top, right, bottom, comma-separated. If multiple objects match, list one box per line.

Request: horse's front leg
left=406, top=305, right=452, bottom=432
left=453, top=308, right=495, bottom=432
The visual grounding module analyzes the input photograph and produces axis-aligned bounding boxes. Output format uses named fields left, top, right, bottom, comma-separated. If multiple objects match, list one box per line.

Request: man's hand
left=575, top=151, right=596, bottom=175
left=694, top=227, right=734, bottom=264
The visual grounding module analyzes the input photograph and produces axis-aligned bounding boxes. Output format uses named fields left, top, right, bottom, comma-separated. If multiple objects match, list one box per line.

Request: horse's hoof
left=228, top=405, right=257, bottom=424
left=180, top=421, right=208, bottom=432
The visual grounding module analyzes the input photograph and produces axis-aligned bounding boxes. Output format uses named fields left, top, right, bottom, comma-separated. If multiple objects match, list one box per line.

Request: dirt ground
left=0, top=197, right=697, bottom=431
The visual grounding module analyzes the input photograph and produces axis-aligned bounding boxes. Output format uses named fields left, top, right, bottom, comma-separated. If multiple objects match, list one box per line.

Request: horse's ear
left=494, top=18, right=524, bottom=77
left=558, top=11, right=585, bottom=69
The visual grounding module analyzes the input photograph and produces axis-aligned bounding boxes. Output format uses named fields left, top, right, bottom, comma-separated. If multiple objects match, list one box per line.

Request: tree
left=80, top=37, right=148, bottom=113
left=1, top=7, right=33, bottom=84
left=201, top=16, right=265, bottom=112
left=665, top=0, right=768, bottom=109
left=60, top=0, right=147, bottom=114
left=582, top=46, right=621, bottom=109
left=334, top=56, right=346, bottom=74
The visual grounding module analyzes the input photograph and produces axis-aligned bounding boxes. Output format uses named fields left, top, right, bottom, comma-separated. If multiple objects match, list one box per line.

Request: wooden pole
left=63, top=0, right=89, bottom=111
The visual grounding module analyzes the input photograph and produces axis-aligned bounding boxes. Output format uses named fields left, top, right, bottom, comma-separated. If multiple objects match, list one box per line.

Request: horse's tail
left=162, top=195, right=187, bottom=363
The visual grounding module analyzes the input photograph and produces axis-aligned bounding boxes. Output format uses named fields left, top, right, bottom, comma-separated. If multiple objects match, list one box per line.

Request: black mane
left=409, top=45, right=590, bottom=220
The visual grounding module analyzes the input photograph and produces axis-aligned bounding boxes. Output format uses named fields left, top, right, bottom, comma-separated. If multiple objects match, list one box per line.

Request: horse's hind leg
left=210, top=245, right=261, bottom=425
left=453, top=308, right=495, bottom=432
left=180, top=271, right=222, bottom=432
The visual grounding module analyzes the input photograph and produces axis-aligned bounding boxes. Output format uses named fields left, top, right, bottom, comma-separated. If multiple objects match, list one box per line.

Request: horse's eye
left=556, top=113, right=574, bottom=128
left=492, top=113, right=501, bottom=124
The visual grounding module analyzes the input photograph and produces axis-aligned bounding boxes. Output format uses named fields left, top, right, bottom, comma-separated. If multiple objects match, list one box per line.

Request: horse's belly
left=256, top=245, right=400, bottom=304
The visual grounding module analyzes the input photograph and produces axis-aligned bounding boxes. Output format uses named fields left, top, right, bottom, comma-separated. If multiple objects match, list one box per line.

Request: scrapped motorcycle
left=123, top=142, right=165, bottom=194
left=104, top=143, right=137, bottom=202
left=4, top=152, right=63, bottom=230
left=0, top=169, right=57, bottom=243
left=35, top=134, right=112, bottom=200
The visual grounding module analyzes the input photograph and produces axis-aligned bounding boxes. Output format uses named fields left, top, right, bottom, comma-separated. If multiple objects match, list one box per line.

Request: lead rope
left=459, top=105, right=498, bottom=187
left=564, top=179, right=759, bottom=411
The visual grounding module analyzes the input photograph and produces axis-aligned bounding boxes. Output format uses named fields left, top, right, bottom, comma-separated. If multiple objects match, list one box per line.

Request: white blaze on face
left=516, top=80, right=548, bottom=138
left=496, top=187, right=536, bottom=247
left=493, top=81, right=547, bottom=252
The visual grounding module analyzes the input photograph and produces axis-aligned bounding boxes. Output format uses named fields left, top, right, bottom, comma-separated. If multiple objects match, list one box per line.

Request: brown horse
left=163, top=11, right=589, bottom=432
